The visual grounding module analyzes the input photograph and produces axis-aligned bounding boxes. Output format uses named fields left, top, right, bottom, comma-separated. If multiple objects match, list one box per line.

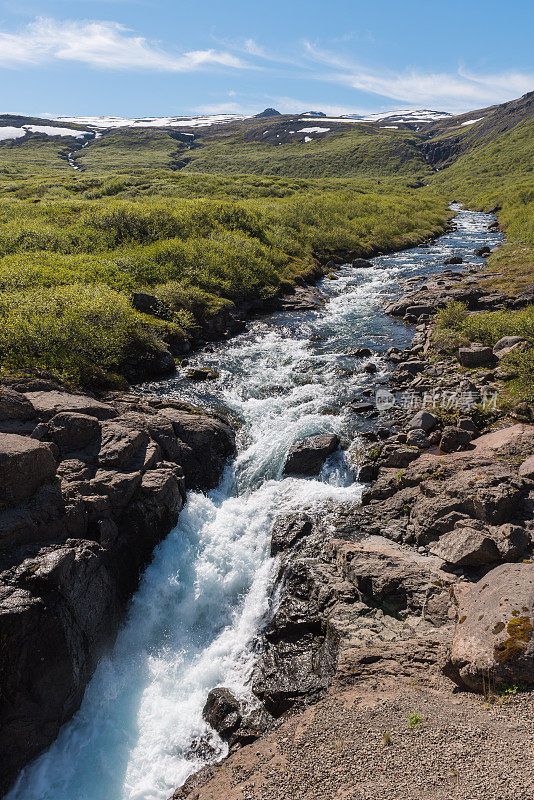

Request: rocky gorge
left=0, top=383, right=235, bottom=795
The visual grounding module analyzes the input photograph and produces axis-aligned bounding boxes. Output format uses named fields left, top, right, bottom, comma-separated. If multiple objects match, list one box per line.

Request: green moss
left=494, top=616, right=532, bottom=664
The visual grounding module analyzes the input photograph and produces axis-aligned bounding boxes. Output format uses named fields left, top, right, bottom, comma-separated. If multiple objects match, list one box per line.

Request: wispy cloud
left=301, top=42, right=534, bottom=111
left=0, top=17, right=249, bottom=71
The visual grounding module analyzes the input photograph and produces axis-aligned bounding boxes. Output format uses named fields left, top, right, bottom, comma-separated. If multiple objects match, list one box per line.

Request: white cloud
left=301, top=42, right=534, bottom=111
left=0, top=17, right=249, bottom=72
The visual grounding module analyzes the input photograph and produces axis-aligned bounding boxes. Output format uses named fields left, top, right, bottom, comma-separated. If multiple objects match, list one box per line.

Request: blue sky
left=0, top=0, right=533, bottom=118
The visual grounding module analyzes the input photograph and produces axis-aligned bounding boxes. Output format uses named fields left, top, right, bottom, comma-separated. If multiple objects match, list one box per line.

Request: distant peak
left=254, top=108, right=282, bottom=117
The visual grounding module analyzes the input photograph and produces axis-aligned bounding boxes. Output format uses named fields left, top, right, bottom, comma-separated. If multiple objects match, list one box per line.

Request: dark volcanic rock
left=283, top=434, right=339, bottom=476
left=439, top=426, right=473, bottom=453
left=48, top=412, right=101, bottom=455
left=0, top=435, right=57, bottom=508
left=444, top=256, right=463, bottom=265
left=271, top=513, right=313, bottom=555
left=0, top=389, right=36, bottom=421
left=0, top=387, right=236, bottom=795
left=458, top=344, right=495, bottom=367
left=351, top=258, right=373, bottom=269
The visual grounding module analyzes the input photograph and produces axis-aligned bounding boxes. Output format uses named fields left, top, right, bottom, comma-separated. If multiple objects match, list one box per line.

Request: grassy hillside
left=0, top=172, right=450, bottom=386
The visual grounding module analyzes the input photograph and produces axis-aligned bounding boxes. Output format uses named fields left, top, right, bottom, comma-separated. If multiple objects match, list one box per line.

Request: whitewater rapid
left=7, top=208, right=502, bottom=800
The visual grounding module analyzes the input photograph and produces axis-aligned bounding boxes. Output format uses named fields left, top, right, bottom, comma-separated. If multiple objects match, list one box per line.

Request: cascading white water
left=7, top=209, right=502, bottom=800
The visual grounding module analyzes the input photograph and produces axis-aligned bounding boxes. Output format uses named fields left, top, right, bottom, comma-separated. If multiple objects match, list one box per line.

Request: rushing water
left=7, top=208, right=502, bottom=800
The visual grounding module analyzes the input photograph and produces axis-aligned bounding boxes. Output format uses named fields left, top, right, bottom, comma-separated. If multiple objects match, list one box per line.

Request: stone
left=519, top=454, right=534, bottom=480
left=0, top=389, right=36, bottom=421
left=283, top=434, right=339, bottom=476
left=407, top=410, right=437, bottom=432
left=271, top=513, right=313, bottom=555
left=202, top=688, right=241, bottom=739
left=0, top=434, right=57, bottom=508
left=429, top=527, right=500, bottom=568
left=363, top=362, right=377, bottom=374
left=185, top=367, right=219, bottom=381
left=440, top=426, right=472, bottom=453
left=474, top=246, right=491, bottom=257
left=405, top=428, right=430, bottom=449
left=491, top=523, right=531, bottom=562
left=458, top=344, right=495, bottom=367
left=349, top=347, right=372, bottom=357
left=351, top=258, right=373, bottom=268
left=98, top=422, right=149, bottom=468
left=24, top=391, right=116, bottom=420
left=358, top=463, right=377, bottom=482
left=492, top=335, right=529, bottom=359
left=443, top=563, right=534, bottom=691
left=444, top=256, right=463, bottom=265
left=405, top=305, right=435, bottom=317
left=48, top=412, right=101, bottom=454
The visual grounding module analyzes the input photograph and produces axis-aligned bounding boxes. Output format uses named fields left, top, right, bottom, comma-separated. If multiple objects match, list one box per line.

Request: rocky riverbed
left=170, top=223, right=534, bottom=800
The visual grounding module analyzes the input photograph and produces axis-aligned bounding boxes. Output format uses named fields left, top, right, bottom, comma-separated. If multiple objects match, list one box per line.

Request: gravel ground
left=178, top=679, right=534, bottom=800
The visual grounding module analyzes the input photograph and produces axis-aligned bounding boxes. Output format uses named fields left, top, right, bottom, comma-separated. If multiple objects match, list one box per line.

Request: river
left=6, top=207, right=502, bottom=800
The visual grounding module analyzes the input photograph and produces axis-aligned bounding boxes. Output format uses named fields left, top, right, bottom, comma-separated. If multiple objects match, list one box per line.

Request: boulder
left=185, top=367, right=219, bottom=381
left=405, top=428, right=430, bottom=449
left=492, top=523, right=531, bottom=562
left=202, top=687, right=241, bottom=740
left=492, top=336, right=529, bottom=359
left=351, top=258, right=373, bottom=269
left=283, top=434, right=340, bottom=476
left=98, top=422, right=149, bottom=469
left=444, top=256, right=463, bottom=265
left=159, top=408, right=235, bottom=490
left=430, top=527, right=500, bottom=568
left=440, top=426, right=473, bottom=453
left=363, top=362, right=377, bottom=374
left=519, top=454, right=534, bottom=480
left=0, top=434, right=57, bottom=508
left=271, top=513, right=313, bottom=555
left=48, top=412, right=101, bottom=454
left=458, top=344, right=495, bottom=367
left=405, top=305, right=435, bottom=317
left=443, top=563, right=534, bottom=691
left=407, top=410, right=437, bottom=432
left=202, top=687, right=272, bottom=748
left=349, top=347, right=372, bottom=358
left=474, top=246, right=491, bottom=257
left=24, top=391, right=116, bottom=420
left=0, top=389, right=36, bottom=421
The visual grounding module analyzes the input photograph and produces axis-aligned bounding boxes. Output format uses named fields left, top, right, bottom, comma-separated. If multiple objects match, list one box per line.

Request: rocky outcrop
left=0, top=384, right=235, bottom=795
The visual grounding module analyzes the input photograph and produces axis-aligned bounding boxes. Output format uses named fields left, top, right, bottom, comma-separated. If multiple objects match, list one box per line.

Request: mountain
left=254, top=108, right=282, bottom=117
left=0, top=93, right=532, bottom=181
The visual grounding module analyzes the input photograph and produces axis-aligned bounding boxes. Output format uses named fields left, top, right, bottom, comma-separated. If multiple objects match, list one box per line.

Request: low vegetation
left=0, top=172, right=450, bottom=385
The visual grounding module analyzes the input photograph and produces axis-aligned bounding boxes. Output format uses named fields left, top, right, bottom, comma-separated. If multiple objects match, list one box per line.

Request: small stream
left=7, top=208, right=502, bottom=800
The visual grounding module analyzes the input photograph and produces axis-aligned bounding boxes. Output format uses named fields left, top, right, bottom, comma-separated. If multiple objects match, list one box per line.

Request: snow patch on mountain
left=0, top=127, right=27, bottom=142
left=56, top=114, right=246, bottom=129
left=0, top=125, right=91, bottom=143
